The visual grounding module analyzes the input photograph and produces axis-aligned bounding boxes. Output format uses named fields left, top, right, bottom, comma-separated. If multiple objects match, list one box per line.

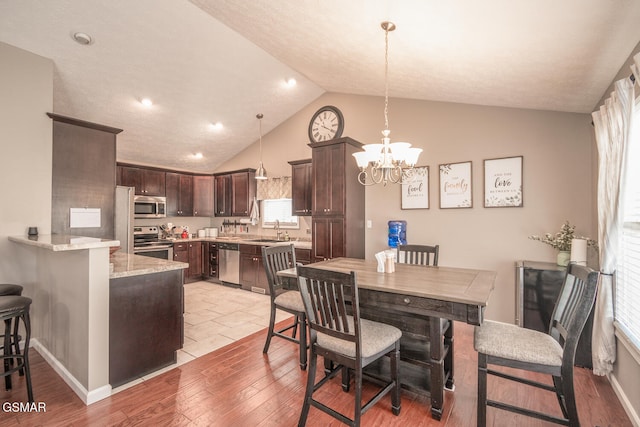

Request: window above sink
left=262, top=198, right=299, bottom=229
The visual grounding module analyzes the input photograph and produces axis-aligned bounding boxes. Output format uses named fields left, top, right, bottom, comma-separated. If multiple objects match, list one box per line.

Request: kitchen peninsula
left=8, top=234, right=187, bottom=404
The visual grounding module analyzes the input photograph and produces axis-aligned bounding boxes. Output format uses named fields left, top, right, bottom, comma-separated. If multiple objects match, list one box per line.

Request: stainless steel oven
left=134, top=245, right=173, bottom=260
left=133, top=226, right=173, bottom=260
left=134, top=195, right=167, bottom=219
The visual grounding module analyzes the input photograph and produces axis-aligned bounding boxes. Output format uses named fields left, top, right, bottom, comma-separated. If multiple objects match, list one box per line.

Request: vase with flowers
left=529, top=221, right=598, bottom=266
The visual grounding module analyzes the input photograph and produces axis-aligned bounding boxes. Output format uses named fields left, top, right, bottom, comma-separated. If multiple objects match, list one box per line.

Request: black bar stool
left=0, top=295, right=33, bottom=402
left=0, top=284, right=24, bottom=369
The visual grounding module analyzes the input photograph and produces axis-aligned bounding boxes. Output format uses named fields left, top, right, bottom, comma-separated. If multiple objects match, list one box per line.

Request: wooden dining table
left=277, top=257, right=496, bottom=420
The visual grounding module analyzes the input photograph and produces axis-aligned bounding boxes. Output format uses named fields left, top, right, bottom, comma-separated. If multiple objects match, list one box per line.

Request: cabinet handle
left=403, top=298, right=411, bottom=304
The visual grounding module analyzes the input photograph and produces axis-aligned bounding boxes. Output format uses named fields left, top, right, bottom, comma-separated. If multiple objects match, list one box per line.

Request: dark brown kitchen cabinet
left=119, top=165, right=166, bottom=196
left=173, top=242, right=188, bottom=263
left=289, top=159, right=312, bottom=215
left=174, top=241, right=203, bottom=283
left=214, top=169, right=256, bottom=217
left=193, top=175, right=214, bottom=217
left=166, top=172, right=193, bottom=217
left=312, top=217, right=346, bottom=262
left=312, top=143, right=345, bottom=216
left=310, top=137, right=365, bottom=261
left=231, top=171, right=254, bottom=216
left=214, top=174, right=231, bottom=216
left=109, top=269, right=183, bottom=387
left=239, top=244, right=269, bottom=294
left=187, top=241, right=203, bottom=282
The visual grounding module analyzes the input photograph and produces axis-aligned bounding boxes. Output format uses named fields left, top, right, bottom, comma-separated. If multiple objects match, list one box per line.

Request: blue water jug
left=388, top=220, right=407, bottom=248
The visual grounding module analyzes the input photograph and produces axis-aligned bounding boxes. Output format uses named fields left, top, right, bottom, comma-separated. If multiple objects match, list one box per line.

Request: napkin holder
left=375, top=251, right=386, bottom=273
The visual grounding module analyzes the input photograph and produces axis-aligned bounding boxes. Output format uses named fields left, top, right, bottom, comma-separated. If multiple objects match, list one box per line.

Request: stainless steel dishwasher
left=218, top=242, right=240, bottom=285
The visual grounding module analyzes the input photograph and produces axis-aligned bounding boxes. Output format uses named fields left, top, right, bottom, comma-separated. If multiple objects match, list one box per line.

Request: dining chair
left=397, top=244, right=439, bottom=266
left=296, top=265, right=402, bottom=427
left=474, top=263, right=599, bottom=427
left=261, top=244, right=308, bottom=370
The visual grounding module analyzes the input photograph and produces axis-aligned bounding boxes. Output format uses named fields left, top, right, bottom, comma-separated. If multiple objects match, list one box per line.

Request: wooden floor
left=1, top=321, right=632, bottom=426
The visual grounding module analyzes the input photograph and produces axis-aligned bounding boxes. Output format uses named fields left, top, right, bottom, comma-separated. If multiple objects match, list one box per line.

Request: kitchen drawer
left=359, top=289, right=453, bottom=317
left=174, top=242, right=188, bottom=252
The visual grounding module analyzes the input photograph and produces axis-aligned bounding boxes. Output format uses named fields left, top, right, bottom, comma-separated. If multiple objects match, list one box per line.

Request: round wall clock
left=308, top=105, right=344, bottom=143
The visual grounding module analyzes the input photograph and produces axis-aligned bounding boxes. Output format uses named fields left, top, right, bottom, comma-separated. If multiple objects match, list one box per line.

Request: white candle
left=570, top=238, right=588, bottom=266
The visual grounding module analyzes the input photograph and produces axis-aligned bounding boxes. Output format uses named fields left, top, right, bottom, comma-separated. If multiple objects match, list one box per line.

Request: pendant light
left=255, top=113, right=267, bottom=180
left=352, top=21, right=422, bottom=186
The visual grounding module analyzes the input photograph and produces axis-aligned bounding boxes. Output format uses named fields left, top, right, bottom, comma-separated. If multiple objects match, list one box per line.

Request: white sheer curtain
left=591, top=75, right=636, bottom=376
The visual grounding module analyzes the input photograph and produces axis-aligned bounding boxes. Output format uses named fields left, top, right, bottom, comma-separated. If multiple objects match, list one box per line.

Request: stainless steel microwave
left=134, top=195, right=167, bottom=218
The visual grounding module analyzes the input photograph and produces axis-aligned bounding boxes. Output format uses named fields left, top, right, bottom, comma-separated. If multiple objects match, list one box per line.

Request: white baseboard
left=31, top=339, right=112, bottom=405
left=609, top=372, right=640, bottom=427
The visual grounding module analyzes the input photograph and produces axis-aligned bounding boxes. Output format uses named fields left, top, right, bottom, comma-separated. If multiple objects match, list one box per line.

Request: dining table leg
left=429, top=315, right=446, bottom=420
left=445, top=320, right=455, bottom=390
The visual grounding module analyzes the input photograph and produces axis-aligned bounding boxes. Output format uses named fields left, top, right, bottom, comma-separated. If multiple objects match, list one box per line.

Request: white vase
left=557, top=251, right=571, bottom=266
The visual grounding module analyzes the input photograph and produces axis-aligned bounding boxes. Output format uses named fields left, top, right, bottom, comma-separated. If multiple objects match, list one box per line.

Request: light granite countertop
left=9, top=234, right=120, bottom=251
left=110, top=252, right=188, bottom=279
left=167, top=236, right=312, bottom=250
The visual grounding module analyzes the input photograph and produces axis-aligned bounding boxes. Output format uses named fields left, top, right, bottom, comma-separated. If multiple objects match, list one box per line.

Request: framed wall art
left=401, top=166, right=429, bottom=209
left=484, top=156, right=523, bottom=207
left=439, top=161, right=472, bottom=209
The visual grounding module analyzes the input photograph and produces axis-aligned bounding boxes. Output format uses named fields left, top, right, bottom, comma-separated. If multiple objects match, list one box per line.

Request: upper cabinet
left=214, top=169, right=256, bottom=217
left=311, top=142, right=346, bottom=216
left=193, top=175, right=214, bottom=217
left=310, top=137, right=365, bottom=261
left=289, top=159, right=312, bottom=216
left=119, top=165, right=166, bottom=196
left=166, top=172, right=193, bottom=217
left=214, top=174, right=232, bottom=216
left=231, top=170, right=255, bottom=216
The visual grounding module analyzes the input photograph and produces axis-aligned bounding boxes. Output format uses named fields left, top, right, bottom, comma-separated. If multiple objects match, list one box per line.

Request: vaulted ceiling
left=1, top=0, right=639, bottom=173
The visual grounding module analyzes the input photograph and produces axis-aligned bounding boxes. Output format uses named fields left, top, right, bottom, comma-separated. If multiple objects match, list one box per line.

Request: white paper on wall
left=70, top=208, right=101, bottom=228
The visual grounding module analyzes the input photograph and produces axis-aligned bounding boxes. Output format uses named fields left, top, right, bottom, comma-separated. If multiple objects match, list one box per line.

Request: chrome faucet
left=275, top=220, right=282, bottom=241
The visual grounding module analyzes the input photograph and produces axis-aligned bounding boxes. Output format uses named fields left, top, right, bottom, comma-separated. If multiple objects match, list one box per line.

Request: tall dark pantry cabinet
left=310, top=137, right=365, bottom=262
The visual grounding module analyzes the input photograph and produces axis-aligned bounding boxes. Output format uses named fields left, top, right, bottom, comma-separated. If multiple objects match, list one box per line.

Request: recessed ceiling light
left=140, top=98, right=153, bottom=107
left=194, top=153, right=203, bottom=159
left=210, top=122, right=223, bottom=130
left=285, top=77, right=297, bottom=87
left=72, top=32, right=93, bottom=45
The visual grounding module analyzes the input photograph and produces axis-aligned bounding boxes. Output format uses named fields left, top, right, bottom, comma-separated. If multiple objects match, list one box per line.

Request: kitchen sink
left=247, top=238, right=282, bottom=243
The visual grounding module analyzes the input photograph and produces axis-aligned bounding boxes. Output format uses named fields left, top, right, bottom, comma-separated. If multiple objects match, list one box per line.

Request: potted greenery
left=529, top=221, right=598, bottom=266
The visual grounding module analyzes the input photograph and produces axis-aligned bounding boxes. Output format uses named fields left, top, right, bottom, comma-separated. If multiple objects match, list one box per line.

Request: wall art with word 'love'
left=483, top=156, right=523, bottom=208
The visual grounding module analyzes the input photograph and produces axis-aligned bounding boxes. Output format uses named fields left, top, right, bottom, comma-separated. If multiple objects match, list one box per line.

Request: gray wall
left=51, top=118, right=118, bottom=239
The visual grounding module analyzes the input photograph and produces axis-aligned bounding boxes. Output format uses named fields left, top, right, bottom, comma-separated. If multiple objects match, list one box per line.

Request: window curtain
left=591, top=72, right=636, bottom=376
left=256, top=176, right=292, bottom=200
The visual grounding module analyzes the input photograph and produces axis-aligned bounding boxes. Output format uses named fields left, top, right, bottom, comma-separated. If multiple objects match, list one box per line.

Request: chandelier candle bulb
left=570, top=238, right=588, bottom=265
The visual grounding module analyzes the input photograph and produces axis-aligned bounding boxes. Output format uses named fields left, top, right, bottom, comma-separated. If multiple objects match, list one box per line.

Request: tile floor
left=112, top=280, right=291, bottom=393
